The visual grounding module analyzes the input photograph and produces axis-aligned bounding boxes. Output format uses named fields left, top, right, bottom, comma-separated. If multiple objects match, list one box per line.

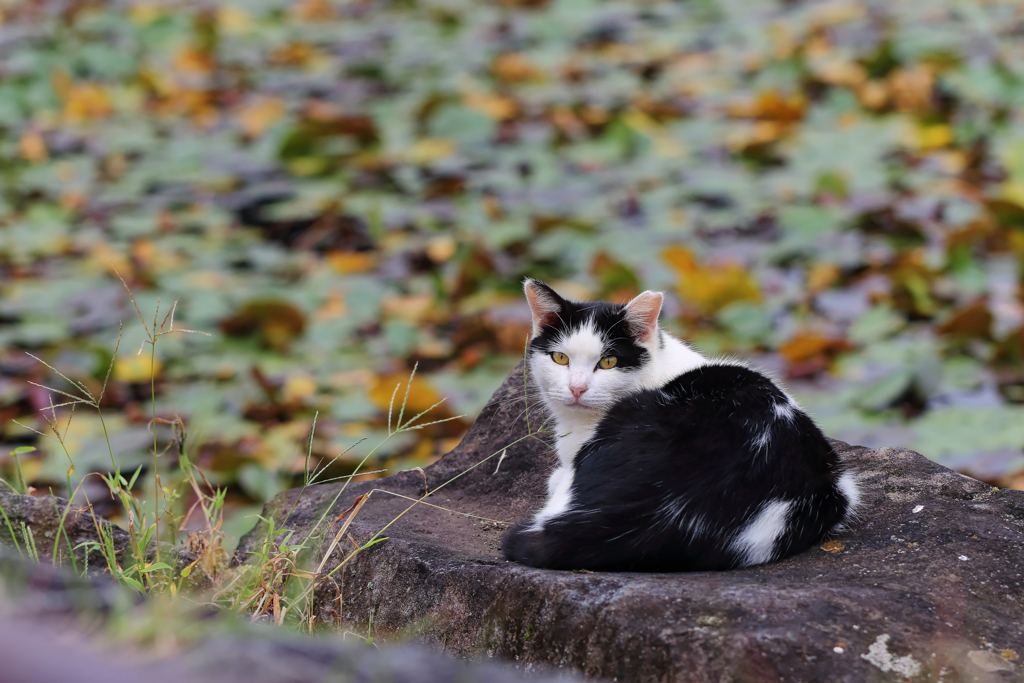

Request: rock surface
left=0, top=489, right=198, bottom=580
left=239, top=363, right=1024, bottom=683
left=0, top=550, right=577, bottom=683
left=0, top=488, right=131, bottom=568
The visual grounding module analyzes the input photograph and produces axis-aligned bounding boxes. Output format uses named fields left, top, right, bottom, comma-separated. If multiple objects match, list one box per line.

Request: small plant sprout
left=113, top=267, right=210, bottom=567
left=7, top=446, right=33, bottom=495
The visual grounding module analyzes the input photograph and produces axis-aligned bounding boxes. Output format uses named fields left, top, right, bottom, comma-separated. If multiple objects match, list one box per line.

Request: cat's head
left=523, top=278, right=663, bottom=415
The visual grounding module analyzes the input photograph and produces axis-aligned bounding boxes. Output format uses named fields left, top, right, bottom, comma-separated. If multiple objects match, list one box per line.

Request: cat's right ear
left=524, top=278, right=566, bottom=338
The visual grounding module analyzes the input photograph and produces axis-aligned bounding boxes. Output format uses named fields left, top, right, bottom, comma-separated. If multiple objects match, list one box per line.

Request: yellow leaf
left=293, top=0, right=336, bottom=21
left=622, top=110, right=686, bottom=158
left=779, top=333, right=837, bottom=364
left=19, top=130, right=47, bottom=162
left=807, top=263, right=840, bottom=294
left=819, top=540, right=845, bottom=553
left=173, top=47, right=214, bottom=76
left=315, top=291, right=348, bottom=320
left=813, top=58, right=866, bottom=87
left=114, top=355, right=161, bottom=383
left=999, top=182, right=1024, bottom=208
left=858, top=80, right=888, bottom=109
left=282, top=374, right=317, bottom=403
left=888, top=66, right=934, bottom=112
left=809, top=0, right=864, bottom=25
left=382, top=294, right=435, bottom=323
left=62, top=83, right=113, bottom=123
left=463, top=92, right=518, bottom=120
left=237, top=97, right=285, bottom=137
left=129, top=3, right=165, bottom=25
left=492, top=52, right=543, bottom=83
left=426, top=236, right=457, bottom=263
left=913, top=123, right=953, bottom=151
left=217, top=5, right=253, bottom=34
left=663, top=246, right=760, bottom=316
left=325, top=251, right=376, bottom=273
left=408, top=138, right=455, bottom=164
left=369, top=373, right=445, bottom=417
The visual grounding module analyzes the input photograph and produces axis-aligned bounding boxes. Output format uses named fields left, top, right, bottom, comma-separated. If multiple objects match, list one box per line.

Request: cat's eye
left=598, top=356, right=617, bottom=369
left=551, top=352, right=569, bottom=365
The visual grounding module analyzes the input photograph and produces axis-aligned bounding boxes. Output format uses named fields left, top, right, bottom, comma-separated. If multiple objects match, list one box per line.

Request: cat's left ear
left=623, top=291, right=663, bottom=344
left=524, top=278, right=567, bottom=338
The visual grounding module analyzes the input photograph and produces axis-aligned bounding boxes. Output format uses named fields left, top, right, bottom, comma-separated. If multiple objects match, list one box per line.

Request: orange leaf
left=237, top=97, right=285, bottom=137
left=325, top=251, right=376, bottom=274
left=463, top=92, right=519, bottom=120
left=369, top=373, right=447, bottom=419
left=663, top=246, right=760, bottom=316
left=62, top=83, right=113, bottom=123
left=173, top=46, right=214, bottom=75
left=779, top=332, right=851, bottom=364
left=492, top=53, right=543, bottom=83
left=19, top=130, right=47, bottom=162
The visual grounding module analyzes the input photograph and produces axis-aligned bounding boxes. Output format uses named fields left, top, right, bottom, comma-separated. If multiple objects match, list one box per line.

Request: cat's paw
left=501, top=521, right=551, bottom=567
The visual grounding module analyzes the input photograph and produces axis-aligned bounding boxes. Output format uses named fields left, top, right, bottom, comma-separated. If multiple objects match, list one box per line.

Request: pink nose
left=570, top=385, right=587, bottom=400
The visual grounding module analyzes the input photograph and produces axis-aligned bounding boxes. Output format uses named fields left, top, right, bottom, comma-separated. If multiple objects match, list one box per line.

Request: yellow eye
left=551, top=352, right=569, bottom=365
left=598, top=356, right=617, bottom=370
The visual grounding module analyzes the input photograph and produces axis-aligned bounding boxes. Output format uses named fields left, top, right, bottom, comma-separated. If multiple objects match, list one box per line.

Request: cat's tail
left=831, top=467, right=863, bottom=533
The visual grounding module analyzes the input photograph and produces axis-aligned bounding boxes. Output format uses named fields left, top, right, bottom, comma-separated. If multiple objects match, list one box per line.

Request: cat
left=501, top=278, right=860, bottom=572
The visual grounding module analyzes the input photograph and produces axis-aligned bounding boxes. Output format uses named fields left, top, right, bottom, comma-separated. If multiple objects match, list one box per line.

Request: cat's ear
left=524, top=278, right=566, bottom=337
left=623, top=291, right=663, bottom=344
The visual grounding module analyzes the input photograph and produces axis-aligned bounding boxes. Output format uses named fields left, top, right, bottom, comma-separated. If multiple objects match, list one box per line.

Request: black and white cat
left=502, top=279, right=860, bottom=572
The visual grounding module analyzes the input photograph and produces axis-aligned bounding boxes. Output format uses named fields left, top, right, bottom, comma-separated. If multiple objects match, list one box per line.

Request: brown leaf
left=937, top=300, right=993, bottom=341
left=220, top=301, right=306, bottom=351
left=493, top=53, right=544, bottom=83
left=779, top=332, right=852, bottom=364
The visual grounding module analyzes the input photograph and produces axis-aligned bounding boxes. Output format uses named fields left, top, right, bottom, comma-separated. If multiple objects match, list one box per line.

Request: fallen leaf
left=237, top=97, right=285, bottom=137
left=779, top=332, right=852, bottom=364
left=282, top=373, right=317, bottom=403
left=664, top=246, right=760, bottom=316
left=820, top=540, right=845, bottom=553
left=325, top=252, right=376, bottom=273
left=492, top=52, right=543, bottom=83
left=19, top=130, right=47, bottom=162
left=408, top=138, right=455, bottom=164
left=114, top=355, right=162, bottom=383
left=369, top=373, right=446, bottom=419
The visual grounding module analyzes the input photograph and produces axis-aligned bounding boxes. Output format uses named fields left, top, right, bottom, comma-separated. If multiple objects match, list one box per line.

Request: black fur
left=502, top=361, right=852, bottom=573
left=527, top=284, right=650, bottom=371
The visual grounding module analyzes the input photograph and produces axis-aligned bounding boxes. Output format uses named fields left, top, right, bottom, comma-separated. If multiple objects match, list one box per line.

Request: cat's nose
left=570, top=385, right=587, bottom=400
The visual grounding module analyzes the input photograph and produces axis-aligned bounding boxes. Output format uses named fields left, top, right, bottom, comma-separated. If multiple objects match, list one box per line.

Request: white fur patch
left=731, top=499, right=793, bottom=566
left=772, top=400, right=796, bottom=422
left=752, top=427, right=772, bottom=452
left=638, top=333, right=705, bottom=390
left=837, top=471, right=861, bottom=513
left=531, top=465, right=575, bottom=529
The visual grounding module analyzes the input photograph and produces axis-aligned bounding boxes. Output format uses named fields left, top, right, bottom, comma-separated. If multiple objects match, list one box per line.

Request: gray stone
left=243, top=361, right=1024, bottom=682
left=0, top=489, right=199, bottom=581
left=0, top=550, right=578, bottom=683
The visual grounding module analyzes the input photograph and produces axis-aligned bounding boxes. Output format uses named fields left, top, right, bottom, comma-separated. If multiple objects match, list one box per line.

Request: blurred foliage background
left=3, top=0, right=1024, bottom=549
